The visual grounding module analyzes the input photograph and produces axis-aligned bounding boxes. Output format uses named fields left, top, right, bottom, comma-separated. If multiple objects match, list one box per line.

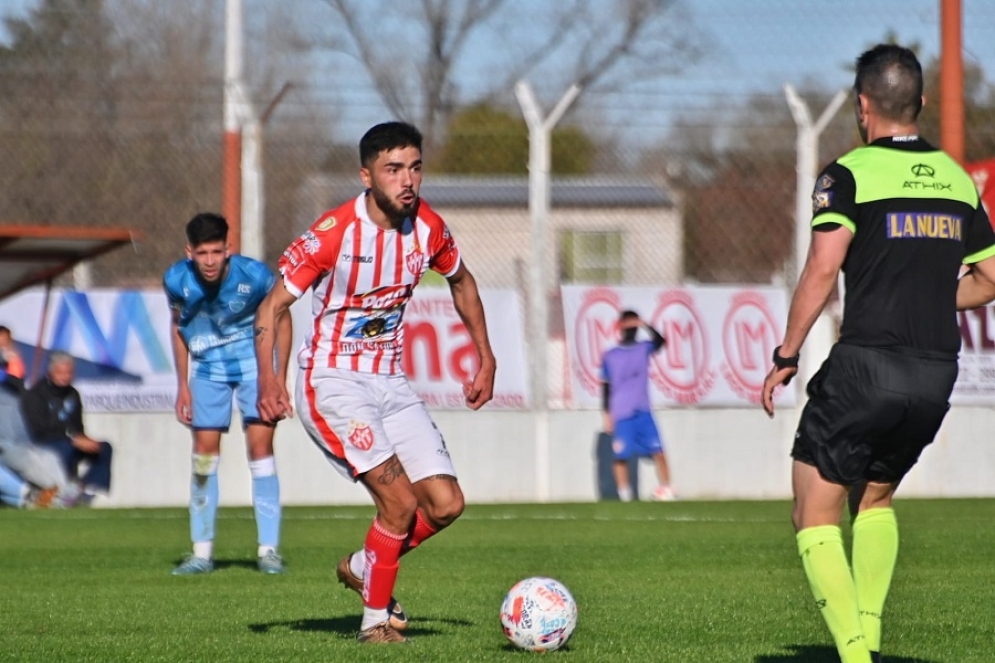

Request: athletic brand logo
left=905, top=164, right=950, bottom=191
left=720, top=292, right=779, bottom=402
left=348, top=421, right=374, bottom=451
left=341, top=254, right=373, bottom=263
left=650, top=290, right=715, bottom=404
left=237, top=283, right=252, bottom=295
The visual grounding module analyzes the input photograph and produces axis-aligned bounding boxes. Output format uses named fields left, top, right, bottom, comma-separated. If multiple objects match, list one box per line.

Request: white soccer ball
left=500, top=576, right=578, bottom=652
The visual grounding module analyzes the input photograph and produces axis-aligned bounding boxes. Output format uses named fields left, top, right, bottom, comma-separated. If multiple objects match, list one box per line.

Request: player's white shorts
left=296, top=367, right=456, bottom=483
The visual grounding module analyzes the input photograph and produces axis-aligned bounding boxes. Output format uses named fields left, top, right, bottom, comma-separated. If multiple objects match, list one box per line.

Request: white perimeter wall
left=88, top=405, right=995, bottom=507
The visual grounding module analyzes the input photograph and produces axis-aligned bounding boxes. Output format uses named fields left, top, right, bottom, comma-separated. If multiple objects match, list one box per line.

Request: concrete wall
left=88, top=404, right=995, bottom=508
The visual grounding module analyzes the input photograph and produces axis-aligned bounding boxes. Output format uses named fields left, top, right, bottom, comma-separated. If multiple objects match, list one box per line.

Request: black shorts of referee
left=791, top=343, right=958, bottom=486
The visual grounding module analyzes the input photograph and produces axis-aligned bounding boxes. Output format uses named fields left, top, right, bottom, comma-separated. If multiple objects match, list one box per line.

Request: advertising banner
left=0, top=287, right=528, bottom=412
left=561, top=284, right=795, bottom=408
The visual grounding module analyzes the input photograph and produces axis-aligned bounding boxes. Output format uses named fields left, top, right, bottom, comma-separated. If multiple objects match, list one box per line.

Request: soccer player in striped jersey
left=254, top=121, right=496, bottom=644
left=164, top=213, right=292, bottom=576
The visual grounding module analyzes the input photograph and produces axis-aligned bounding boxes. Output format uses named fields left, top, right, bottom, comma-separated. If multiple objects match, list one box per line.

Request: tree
left=314, top=0, right=699, bottom=148
left=655, top=88, right=857, bottom=284
left=436, top=103, right=595, bottom=174
left=0, top=0, right=337, bottom=284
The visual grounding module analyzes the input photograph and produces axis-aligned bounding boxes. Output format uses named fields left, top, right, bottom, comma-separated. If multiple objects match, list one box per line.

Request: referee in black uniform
left=761, top=44, right=995, bottom=663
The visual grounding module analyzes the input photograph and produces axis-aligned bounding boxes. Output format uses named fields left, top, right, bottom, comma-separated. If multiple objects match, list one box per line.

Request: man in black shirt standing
left=761, top=44, right=995, bottom=663
left=22, top=351, right=113, bottom=500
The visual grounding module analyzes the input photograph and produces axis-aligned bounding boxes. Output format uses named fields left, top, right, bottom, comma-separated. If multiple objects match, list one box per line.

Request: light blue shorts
left=190, top=376, right=261, bottom=431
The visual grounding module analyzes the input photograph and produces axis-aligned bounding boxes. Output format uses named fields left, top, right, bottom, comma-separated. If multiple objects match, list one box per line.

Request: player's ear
left=185, top=243, right=193, bottom=260
left=359, top=167, right=372, bottom=189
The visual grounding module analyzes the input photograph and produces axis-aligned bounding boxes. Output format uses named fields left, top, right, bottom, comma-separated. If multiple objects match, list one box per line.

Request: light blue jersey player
left=164, top=213, right=291, bottom=575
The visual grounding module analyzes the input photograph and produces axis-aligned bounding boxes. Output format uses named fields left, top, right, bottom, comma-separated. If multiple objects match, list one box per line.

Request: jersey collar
left=869, top=135, right=935, bottom=152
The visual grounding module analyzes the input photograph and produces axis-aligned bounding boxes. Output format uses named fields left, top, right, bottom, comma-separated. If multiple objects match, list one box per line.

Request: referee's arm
left=957, top=256, right=995, bottom=310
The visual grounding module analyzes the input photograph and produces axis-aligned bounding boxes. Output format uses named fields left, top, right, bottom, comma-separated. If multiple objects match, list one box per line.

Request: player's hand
left=602, top=412, right=613, bottom=435
left=175, top=387, right=193, bottom=425
left=761, top=365, right=797, bottom=418
left=463, top=361, right=496, bottom=411
left=258, top=375, right=293, bottom=423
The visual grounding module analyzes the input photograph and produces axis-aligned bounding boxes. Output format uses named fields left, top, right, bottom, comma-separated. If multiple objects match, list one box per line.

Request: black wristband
left=772, top=345, right=799, bottom=370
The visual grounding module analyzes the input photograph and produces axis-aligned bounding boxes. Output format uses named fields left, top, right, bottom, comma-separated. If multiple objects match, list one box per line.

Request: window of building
left=559, top=230, right=624, bottom=283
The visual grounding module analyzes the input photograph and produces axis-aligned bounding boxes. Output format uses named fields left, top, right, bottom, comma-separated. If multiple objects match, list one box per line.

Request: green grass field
left=2, top=500, right=992, bottom=662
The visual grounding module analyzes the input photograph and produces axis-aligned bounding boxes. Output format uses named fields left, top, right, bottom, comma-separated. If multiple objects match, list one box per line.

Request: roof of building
left=307, top=175, right=674, bottom=210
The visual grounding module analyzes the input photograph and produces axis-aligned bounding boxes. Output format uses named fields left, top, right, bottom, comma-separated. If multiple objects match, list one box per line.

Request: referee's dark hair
left=360, top=121, right=423, bottom=167
left=185, top=213, right=229, bottom=247
left=854, top=44, right=923, bottom=124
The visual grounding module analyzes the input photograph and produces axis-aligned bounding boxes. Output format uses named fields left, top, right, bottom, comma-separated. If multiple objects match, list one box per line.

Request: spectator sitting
left=0, top=360, right=79, bottom=507
left=21, top=352, right=112, bottom=502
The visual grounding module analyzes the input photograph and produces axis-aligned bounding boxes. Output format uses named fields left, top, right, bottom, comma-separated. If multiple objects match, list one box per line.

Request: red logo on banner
left=572, top=288, right=623, bottom=395
left=650, top=290, right=715, bottom=404
left=721, top=291, right=779, bottom=402
left=348, top=421, right=374, bottom=451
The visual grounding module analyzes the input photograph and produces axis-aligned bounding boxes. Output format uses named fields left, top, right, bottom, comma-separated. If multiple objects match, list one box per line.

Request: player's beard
left=370, top=186, right=418, bottom=224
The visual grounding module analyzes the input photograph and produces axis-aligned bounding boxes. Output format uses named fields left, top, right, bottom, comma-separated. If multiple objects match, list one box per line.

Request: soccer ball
left=500, top=576, right=578, bottom=652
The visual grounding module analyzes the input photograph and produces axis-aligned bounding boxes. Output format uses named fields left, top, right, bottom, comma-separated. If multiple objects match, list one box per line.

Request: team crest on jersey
left=316, top=216, right=337, bottom=232
left=348, top=421, right=374, bottom=451
left=405, top=248, right=425, bottom=276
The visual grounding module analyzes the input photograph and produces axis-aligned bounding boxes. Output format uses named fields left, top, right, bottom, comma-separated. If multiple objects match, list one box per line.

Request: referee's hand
left=761, top=365, right=797, bottom=418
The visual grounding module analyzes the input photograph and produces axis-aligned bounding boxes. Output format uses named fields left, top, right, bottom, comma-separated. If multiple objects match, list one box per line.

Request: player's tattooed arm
left=254, top=326, right=267, bottom=341
left=421, top=474, right=457, bottom=483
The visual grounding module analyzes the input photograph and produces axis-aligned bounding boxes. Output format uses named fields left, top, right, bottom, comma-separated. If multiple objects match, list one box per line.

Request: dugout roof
left=0, top=225, right=136, bottom=301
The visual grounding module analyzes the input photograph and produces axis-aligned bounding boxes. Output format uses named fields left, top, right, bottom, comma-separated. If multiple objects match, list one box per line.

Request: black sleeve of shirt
left=20, top=386, right=50, bottom=441
left=645, top=325, right=666, bottom=351
left=811, top=162, right=857, bottom=232
left=66, top=387, right=85, bottom=437
left=965, top=201, right=995, bottom=258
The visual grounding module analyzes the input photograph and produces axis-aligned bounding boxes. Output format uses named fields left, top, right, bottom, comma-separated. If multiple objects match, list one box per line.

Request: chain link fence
left=3, top=1, right=995, bottom=406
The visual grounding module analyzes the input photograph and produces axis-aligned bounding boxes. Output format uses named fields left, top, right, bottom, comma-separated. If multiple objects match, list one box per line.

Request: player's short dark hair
left=0, top=325, right=10, bottom=336
left=185, top=213, right=229, bottom=247
left=619, top=310, right=640, bottom=322
left=854, top=44, right=923, bottom=123
left=359, top=121, right=423, bottom=167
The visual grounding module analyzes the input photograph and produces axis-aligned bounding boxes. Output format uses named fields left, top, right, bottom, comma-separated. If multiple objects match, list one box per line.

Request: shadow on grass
left=248, top=615, right=472, bottom=639
left=213, top=559, right=261, bottom=572
left=755, top=645, right=938, bottom=662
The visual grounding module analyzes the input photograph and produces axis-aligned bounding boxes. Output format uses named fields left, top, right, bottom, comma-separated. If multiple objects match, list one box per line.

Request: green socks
left=796, top=525, right=871, bottom=663
left=852, top=507, right=899, bottom=654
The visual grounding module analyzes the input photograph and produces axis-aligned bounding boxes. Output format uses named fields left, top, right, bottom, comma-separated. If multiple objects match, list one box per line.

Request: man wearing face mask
left=600, top=309, right=675, bottom=502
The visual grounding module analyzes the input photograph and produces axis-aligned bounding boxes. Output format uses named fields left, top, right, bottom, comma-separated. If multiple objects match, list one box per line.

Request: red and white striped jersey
left=280, top=193, right=462, bottom=375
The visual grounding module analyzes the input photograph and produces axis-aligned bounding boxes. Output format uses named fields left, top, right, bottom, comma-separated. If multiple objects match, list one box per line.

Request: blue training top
left=163, top=254, right=275, bottom=382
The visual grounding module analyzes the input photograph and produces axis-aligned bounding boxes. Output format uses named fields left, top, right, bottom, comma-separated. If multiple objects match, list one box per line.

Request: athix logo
left=905, top=162, right=950, bottom=191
